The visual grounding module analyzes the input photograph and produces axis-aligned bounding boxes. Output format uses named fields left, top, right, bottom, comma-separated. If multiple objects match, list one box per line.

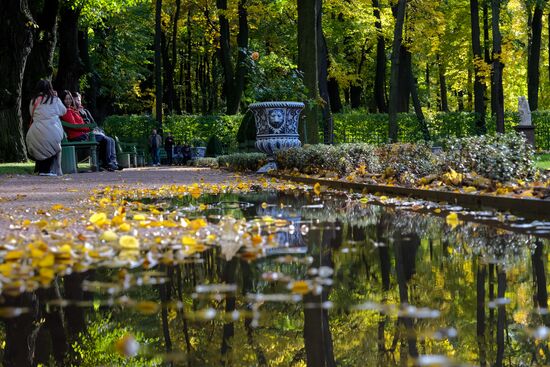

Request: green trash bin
left=61, top=145, right=77, bottom=174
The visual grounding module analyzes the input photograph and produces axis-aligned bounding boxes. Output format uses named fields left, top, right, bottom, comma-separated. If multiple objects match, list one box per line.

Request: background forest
left=2, top=0, right=550, bottom=162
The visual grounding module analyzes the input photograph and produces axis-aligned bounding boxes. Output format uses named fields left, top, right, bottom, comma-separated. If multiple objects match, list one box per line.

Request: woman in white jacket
left=26, top=80, right=66, bottom=176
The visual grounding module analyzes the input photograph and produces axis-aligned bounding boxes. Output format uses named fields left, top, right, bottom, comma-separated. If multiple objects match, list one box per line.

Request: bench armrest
left=61, top=121, right=97, bottom=130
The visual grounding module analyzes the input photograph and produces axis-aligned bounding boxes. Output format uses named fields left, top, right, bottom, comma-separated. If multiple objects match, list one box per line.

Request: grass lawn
left=0, top=161, right=35, bottom=175
left=535, top=153, right=550, bottom=170
left=0, top=161, right=92, bottom=175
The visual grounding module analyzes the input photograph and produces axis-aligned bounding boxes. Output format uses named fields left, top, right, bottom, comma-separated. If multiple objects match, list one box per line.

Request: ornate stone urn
left=249, top=101, right=304, bottom=172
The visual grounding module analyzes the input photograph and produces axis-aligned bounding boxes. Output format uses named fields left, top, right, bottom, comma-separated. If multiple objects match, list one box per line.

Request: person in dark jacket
left=149, top=129, right=162, bottom=166
left=164, top=133, right=175, bottom=165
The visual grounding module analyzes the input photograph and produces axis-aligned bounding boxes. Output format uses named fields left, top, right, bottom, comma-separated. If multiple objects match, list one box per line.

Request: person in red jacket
left=60, top=90, right=90, bottom=141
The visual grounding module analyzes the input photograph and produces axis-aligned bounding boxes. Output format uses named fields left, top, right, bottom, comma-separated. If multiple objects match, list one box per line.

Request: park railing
left=332, top=110, right=550, bottom=150
left=103, top=110, right=550, bottom=154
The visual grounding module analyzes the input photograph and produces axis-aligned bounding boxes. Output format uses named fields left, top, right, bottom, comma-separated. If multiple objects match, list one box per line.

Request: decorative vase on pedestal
left=249, top=101, right=304, bottom=173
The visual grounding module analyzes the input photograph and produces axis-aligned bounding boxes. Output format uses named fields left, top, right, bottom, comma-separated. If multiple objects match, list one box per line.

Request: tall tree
left=0, top=0, right=34, bottom=162
left=298, top=0, right=320, bottom=144
left=54, top=3, right=84, bottom=91
left=22, top=0, right=60, bottom=127
left=470, top=0, right=487, bottom=134
left=316, top=0, right=334, bottom=144
left=373, top=0, right=387, bottom=113
left=491, top=0, right=504, bottom=133
left=527, top=0, right=546, bottom=111
left=388, top=0, right=407, bottom=142
left=217, top=0, right=249, bottom=115
left=155, top=0, right=163, bottom=128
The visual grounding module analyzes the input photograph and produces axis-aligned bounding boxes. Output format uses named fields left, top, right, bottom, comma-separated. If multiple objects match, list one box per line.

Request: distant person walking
left=25, top=80, right=66, bottom=176
left=164, top=132, right=175, bottom=165
left=149, top=129, right=162, bottom=166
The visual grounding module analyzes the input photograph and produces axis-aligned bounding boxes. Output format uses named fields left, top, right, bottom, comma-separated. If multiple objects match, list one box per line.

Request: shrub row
left=103, top=114, right=241, bottom=153
left=275, top=132, right=537, bottom=183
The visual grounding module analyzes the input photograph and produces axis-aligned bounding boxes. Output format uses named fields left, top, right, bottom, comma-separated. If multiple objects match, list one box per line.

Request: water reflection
left=1, top=191, right=549, bottom=366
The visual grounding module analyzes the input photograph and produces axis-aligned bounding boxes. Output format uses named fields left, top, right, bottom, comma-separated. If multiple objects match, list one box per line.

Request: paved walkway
left=0, top=167, right=245, bottom=215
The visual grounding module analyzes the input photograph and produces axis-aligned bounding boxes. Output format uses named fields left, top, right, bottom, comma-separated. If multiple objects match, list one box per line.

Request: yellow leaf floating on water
left=115, top=334, right=140, bottom=357
left=89, top=212, right=107, bottom=226
left=133, top=214, right=146, bottom=221
left=261, top=202, right=268, bottom=209
left=51, top=204, right=65, bottom=211
left=446, top=212, right=460, bottom=229
left=290, top=280, right=310, bottom=295
left=463, top=186, right=477, bottom=193
left=313, top=183, right=321, bottom=196
left=189, top=218, right=207, bottom=231
left=119, top=235, right=140, bottom=249
left=100, top=230, right=118, bottom=242
left=434, top=208, right=442, bottom=214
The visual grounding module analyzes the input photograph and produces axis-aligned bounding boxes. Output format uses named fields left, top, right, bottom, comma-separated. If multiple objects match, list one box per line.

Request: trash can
left=61, top=146, right=77, bottom=174
left=117, top=153, right=131, bottom=168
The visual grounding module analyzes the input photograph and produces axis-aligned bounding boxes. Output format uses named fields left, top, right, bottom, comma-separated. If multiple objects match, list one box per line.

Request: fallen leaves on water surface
left=0, top=179, right=317, bottom=295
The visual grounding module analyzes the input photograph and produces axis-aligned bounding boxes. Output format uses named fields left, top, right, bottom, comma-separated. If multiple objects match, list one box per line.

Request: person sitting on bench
left=72, top=92, right=122, bottom=171
left=26, top=80, right=66, bottom=176
left=59, top=90, right=121, bottom=171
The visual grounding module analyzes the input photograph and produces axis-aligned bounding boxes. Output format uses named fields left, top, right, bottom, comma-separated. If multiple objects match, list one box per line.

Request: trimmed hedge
left=103, top=114, right=242, bottom=154
left=332, top=110, right=550, bottom=150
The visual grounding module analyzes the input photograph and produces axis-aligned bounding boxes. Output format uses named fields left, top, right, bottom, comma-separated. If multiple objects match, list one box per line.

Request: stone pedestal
left=515, top=125, right=535, bottom=147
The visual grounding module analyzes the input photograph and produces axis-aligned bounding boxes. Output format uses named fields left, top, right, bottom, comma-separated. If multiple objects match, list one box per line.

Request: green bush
left=190, top=157, right=219, bottom=168
left=103, top=114, right=242, bottom=154
left=217, top=153, right=267, bottom=171
left=443, top=132, right=537, bottom=181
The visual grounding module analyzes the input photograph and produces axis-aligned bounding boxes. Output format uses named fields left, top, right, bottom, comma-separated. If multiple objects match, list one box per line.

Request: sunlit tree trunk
left=388, top=0, right=407, bottom=142
left=495, top=269, right=506, bottom=367
left=470, top=0, right=487, bottom=134
left=491, top=0, right=504, bottom=133
left=0, top=0, right=34, bottom=162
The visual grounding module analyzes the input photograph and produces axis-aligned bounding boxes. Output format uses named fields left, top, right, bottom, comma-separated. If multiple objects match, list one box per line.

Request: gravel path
left=0, top=167, right=248, bottom=217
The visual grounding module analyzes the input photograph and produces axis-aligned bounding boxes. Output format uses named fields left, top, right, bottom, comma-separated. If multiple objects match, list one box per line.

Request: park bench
left=60, top=121, right=99, bottom=173
left=114, top=136, right=143, bottom=168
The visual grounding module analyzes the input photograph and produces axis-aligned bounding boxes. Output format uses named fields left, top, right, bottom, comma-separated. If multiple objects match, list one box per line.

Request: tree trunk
left=409, top=69, right=430, bottom=140
left=327, top=78, right=342, bottom=113
left=0, top=0, right=34, bottom=162
left=476, top=264, right=487, bottom=366
left=298, top=0, right=320, bottom=144
left=527, top=0, right=545, bottom=111
left=154, top=0, right=163, bottom=128
left=185, top=10, right=193, bottom=113
left=437, top=54, right=449, bottom=112
left=162, top=30, right=175, bottom=114
left=491, top=0, right=504, bottom=133
left=54, top=4, right=83, bottom=92
left=217, top=0, right=248, bottom=115
left=172, top=0, right=181, bottom=114
left=470, top=0, right=487, bottom=134
left=495, top=269, right=506, bottom=367
left=425, top=63, right=431, bottom=109
left=23, top=0, right=59, bottom=129
left=316, top=0, right=333, bottom=144
left=373, top=0, right=387, bottom=113
left=388, top=0, right=407, bottom=142
left=396, top=46, right=411, bottom=112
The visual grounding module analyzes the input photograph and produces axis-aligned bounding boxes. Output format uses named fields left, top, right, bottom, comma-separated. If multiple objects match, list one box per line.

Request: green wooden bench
left=61, top=121, right=99, bottom=172
left=114, top=136, right=144, bottom=168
